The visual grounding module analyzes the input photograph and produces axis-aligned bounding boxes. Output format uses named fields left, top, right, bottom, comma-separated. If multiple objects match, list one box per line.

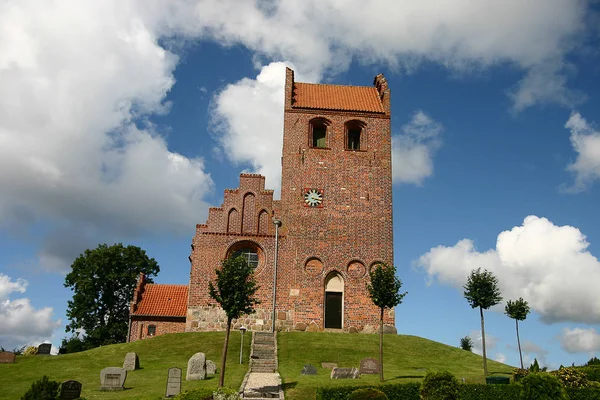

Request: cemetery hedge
left=317, top=382, right=600, bottom=400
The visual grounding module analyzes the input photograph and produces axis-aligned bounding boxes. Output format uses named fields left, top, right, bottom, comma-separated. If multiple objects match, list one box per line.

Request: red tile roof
left=132, top=284, right=188, bottom=317
left=293, top=83, right=384, bottom=113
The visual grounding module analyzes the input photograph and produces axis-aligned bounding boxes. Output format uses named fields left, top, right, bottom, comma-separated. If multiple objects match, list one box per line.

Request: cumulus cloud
left=0, top=1, right=214, bottom=269
left=563, top=112, right=600, bottom=192
left=392, top=111, right=443, bottom=185
left=495, top=353, right=507, bottom=363
left=559, top=327, right=600, bottom=353
left=470, top=330, right=498, bottom=357
left=0, top=274, right=60, bottom=350
left=417, top=215, right=600, bottom=324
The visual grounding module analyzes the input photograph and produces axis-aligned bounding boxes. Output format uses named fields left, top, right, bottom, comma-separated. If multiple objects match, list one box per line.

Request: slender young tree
left=460, top=336, right=474, bottom=352
left=463, top=268, right=502, bottom=376
left=366, top=263, right=407, bottom=382
left=209, top=256, right=260, bottom=387
left=505, top=297, right=530, bottom=369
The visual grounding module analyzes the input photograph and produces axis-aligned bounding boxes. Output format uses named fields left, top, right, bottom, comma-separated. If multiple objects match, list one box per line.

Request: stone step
left=244, top=390, right=280, bottom=398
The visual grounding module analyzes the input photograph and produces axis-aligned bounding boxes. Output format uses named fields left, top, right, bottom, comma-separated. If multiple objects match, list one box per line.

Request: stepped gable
left=195, top=173, right=278, bottom=237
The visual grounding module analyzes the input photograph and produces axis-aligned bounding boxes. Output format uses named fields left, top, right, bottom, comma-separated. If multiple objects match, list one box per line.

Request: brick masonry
left=129, top=317, right=186, bottom=341
left=186, top=68, right=395, bottom=333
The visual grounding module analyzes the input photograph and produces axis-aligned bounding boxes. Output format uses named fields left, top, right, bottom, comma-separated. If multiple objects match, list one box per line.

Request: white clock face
left=304, top=189, right=323, bottom=207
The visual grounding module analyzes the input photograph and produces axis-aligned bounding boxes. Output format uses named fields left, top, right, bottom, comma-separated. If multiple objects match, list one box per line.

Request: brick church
left=128, top=68, right=395, bottom=341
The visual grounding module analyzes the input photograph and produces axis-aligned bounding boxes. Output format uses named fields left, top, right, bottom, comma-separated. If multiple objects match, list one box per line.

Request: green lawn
left=277, top=332, right=514, bottom=400
left=0, top=332, right=514, bottom=400
left=0, top=332, right=251, bottom=400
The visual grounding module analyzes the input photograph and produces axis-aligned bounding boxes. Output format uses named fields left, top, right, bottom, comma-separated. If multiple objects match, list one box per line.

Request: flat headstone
left=321, top=362, right=338, bottom=369
left=100, top=367, right=127, bottom=391
left=206, top=359, right=216, bottom=376
left=123, top=352, right=139, bottom=371
left=60, top=380, right=82, bottom=400
left=37, top=343, right=52, bottom=355
left=186, top=352, right=206, bottom=381
left=0, top=352, right=16, bottom=363
left=165, top=367, right=181, bottom=398
left=301, top=364, right=317, bottom=375
left=359, top=357, right=380, bottom=375
left=330, top=367, right=360, bottom=379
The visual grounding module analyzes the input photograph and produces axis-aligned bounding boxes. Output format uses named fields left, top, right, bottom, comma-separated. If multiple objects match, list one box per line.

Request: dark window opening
left=312, top=125, right=327, bottom=148
left=148, top=325, right=156, bottom=336
left=347, top=128, right=361, bottom=150
left=232, top=248, right=259, bottom=269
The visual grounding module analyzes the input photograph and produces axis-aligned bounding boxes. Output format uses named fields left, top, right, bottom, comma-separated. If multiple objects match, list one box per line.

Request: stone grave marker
left=0, top=352, right=16, bottom=363
left=330, top=367, right=360, bottom=379
left=123, top=352, right=139, bottom=371
left=37, top=343, right=52, bottom=355
left=301, top=364, right=318, bottom=375
left=60, top=380, right=82, bottom=400
left=359, top=357, right=380, bottom=375
left=206, top=359, right=216, bottom=376
left=165, top=367, right=181, bottom=398
left=321, top=362, right=338, bottom=369
left=186, top=352, right=206, bottom=381
left=100, top=367, right=127, bottom=391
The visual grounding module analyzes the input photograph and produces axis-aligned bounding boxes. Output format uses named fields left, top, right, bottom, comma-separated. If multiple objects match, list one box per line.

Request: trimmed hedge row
left=316, top=382, right=600, bottom=400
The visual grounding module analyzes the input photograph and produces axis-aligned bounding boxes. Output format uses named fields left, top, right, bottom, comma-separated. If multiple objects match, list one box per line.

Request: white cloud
left=563, top=112, right=600, bottom=192
left=559, top=327, right=600, bottom=353
left=417, top=215, right=600, bottom=324
left=470, top=329, right=498, bottom=357
left=0, top=274, right=60, bottom=350
left=495, top=352, right=507, bottom=363
left=0, top=1, right=214, bottom=269
left=211, top=62, right=288, bottom=195
left=392, top=111, right=443, bottom=185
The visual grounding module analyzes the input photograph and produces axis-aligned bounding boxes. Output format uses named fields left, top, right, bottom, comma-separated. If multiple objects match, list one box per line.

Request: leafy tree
left=463, top=268, right=502, bottom=376
left=366, top=263, right=407, bottom=382
left=58, top=334, right=91, bottom=354
left=460, top=336, right=473, bottom=352
left=209, top=256, right=260, bottom=387
left=586, top=357, right=600, bottom=366
left=504, top=297, right=530, bottom=369
left=64, top=243, right=159, bottom=348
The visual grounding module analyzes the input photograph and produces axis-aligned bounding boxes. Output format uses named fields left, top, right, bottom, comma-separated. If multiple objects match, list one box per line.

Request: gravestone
left=165, top=367, right=181, bottom=398
left=301, top=364, right=317, bottom=375
left=100, top=367, right=127, bottom=391
left=0, top=352, right=16, bottom=363
left=123, top=352, right=139, bottom=370
left=186, top=352, right=206, bottom=381
left=321, top=362, right=338, bottom=369
left=359, top=357, right=380, bottom=375
left=60, top=380, right=82, bottom=400
left=330, top=367, right=360, bottom=379
left=206, top=359, right=216, bottom=376
left=37, top=343, right=52, bottom=355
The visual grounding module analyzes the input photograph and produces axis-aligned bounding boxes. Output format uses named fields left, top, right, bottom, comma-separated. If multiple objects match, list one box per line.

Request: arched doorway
left=324, top=272, right=344, bottom=329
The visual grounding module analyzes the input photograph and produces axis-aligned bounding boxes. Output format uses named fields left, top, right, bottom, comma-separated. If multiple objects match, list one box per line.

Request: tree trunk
left=379, top=307, right=384, bottom=382
left=516, top=319, right=523, bottom=369
left=480, top=306, right=488, bottom=376
left=219, top=317, right=232, bottom=387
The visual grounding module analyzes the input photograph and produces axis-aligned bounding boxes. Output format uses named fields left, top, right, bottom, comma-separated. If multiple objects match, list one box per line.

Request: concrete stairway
left=240, top=331, right=283, bottom=398
left=250, top=332, right=277, bottom=373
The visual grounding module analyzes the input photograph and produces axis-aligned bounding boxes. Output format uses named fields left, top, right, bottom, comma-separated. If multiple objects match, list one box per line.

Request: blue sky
left=1, top=0, right=600, bottom=369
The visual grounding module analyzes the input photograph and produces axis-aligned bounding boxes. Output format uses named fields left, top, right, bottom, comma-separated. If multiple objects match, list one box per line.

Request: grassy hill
left=0, top=332, right=513, bottom=399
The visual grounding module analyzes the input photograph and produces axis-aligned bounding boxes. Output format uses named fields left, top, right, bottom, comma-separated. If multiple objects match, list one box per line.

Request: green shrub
left=420, top=371, right=460, bottom=400
left=174, top=388, right=214, bottom=400
left=213, top=387, right=239, bottom=400
left=380, top=382, right=421, bottom=399
left=520, top=372, right=567, bottom=400
left=512, top=368, right=529, bottom=382
left=22, top=346, right=38, bottom=356
left=20, top=375, right=60, bottom=400
left=348, top=388, right=389, bottom=400
left=317, top=386, right=365, bottom=400
left=458, top=384, right=520, bottom=400
left=586, top=357, right=600, bottom=366
left=566, top=386, right=600, bottom=400
left=551, top=366, right=589, bottom=388
left=580, top=366, right=600, bottom=383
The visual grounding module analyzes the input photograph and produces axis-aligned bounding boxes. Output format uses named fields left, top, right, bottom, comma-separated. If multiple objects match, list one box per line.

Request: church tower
left=274, top=68, right=395, bottom=331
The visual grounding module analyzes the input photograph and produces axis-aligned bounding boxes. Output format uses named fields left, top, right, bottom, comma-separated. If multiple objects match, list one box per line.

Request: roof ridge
left=295, top=82, right=377, bottom=90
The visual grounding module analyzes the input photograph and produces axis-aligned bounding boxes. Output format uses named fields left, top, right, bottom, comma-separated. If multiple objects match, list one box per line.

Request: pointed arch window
left=310, top=118, right=331, bottom=149
left=345, top=120, right=366, bottom=151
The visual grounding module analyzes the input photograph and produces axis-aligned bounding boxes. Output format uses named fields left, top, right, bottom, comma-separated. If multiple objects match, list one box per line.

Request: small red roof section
left=132, top=284, right=188, bottom=317
left=293, top=83, right=385, bottom=113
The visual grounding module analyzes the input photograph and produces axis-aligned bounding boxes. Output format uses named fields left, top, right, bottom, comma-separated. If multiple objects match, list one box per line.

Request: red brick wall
left=187, top=69, right=395, bottom=333
left=129, top=317, right=186, bottom=342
